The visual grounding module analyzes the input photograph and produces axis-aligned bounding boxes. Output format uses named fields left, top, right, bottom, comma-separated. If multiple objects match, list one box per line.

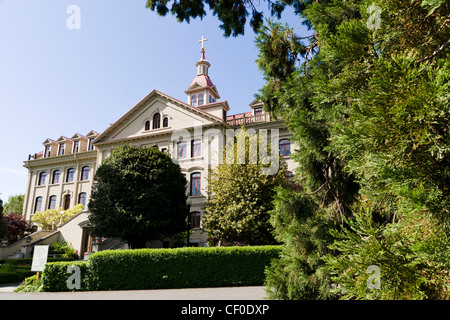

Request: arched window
left=63, top=194, right=71, bottom=210
left=191, top=211, right=201, bottom=229
left=153, top=113, right=161, bottom=129
left=52, top=170, right=60, bottom=184
left=279, top=139, right=291, bottom=157
left=191, top=95, right=197, bottom=106
left=145, top=121, right=150, bottom=131
left=81, top=166, right=90, bottom=181
left=48, top=195, right=57, bottom=210
left=178, top=141, right=187, bottom=159
left=38, top=172, right=47, bottom=186
left=66, top=168, right=75, bottom=182
left=34, top=197, right=43, bottom=213
left=190, top=172, right=201, bottom=196
left=198, top=94, right=204, bottom=106
left=163, top=117, right=169, bottom=128
left=78, top=192, right=87, bottom=209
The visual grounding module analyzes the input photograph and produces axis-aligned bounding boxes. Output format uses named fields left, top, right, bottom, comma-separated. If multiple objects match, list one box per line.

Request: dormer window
left=44, top=146, right=51, bottom=158
left=198, top=94, right=204, bottom=106
left=73, top=141, right=80, bottom=153
left=58, top=143, right=65, bottom=156
left=191, top=95, right=197, bottom=107
left=153, top=113, right=161, bottom=129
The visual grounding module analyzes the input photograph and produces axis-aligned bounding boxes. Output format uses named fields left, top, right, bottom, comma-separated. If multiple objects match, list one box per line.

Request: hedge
left=41, top=261, right=90, bottom=292
left=41, top=246, right=281, bottom=292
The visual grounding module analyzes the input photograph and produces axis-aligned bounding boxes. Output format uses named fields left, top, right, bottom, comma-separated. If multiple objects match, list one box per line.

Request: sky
left=0, top=0, right=307, bottom=202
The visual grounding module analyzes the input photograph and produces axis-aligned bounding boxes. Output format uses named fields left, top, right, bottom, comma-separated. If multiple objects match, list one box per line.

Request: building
left=18, top=39, right=295, bottom=258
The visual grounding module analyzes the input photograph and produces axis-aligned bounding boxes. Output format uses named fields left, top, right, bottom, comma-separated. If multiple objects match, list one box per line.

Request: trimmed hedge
left=41, top=246, right=281, bottom=292
left=41, top=261, right=90, bottom=292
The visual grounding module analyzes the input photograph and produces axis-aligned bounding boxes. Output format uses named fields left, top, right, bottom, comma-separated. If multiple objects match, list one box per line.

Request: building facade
left=21, top=43, right=295, bottom=257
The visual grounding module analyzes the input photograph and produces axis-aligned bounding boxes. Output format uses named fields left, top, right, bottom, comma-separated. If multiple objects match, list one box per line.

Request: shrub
left=41, top=261, right=90, bottom=292
left=40, top=246, right=281, bottom=291
left=88, top=246, right=281, bottom=291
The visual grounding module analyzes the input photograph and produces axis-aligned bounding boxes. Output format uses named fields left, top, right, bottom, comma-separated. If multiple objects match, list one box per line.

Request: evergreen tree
left=88, top=144, right=188, bottom=249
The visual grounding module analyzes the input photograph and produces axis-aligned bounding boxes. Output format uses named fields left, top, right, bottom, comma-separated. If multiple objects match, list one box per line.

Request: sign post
left=31, top=245, right=49, bottom=281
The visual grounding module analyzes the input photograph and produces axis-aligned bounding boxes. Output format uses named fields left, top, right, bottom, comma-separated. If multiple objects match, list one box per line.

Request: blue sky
left=0, top=0, right=306, bottom=202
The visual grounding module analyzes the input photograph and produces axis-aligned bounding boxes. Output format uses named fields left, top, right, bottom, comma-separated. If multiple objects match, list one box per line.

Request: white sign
left=31, top=245, right=49, bottom=272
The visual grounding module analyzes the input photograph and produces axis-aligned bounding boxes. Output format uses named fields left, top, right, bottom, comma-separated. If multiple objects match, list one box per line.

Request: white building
left=14, top=41, right=295, bottom=258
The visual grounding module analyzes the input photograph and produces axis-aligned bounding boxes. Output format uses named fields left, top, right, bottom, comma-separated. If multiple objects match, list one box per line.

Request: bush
left=41, top=261, right=90, bottom=292
left=40, top=246, right=281, bottom=291
left=0, top=264, right=34, bottom=284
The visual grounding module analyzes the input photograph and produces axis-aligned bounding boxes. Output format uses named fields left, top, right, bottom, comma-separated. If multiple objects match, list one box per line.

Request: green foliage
left=49, top=241, right=79, bottom=259
left=0, top=263, right=35, bottom=285
left=39, top=246, right=281, bottom=292
left=145, top=0, right=299, bottom=37
left=203, top=128, right=287, bottom=246
left=41, top=261, right=90, bottom=292
left=0, top=199, right=7, bottom=239
left=255, top=0, right=449, bottom=299
left=31, top=204, right=83, bottom=231
left=3, top=194, right=24, bottom=215
left=265, top=186, right=337, bottom=299
left=88, top=144, right=188, bottom=249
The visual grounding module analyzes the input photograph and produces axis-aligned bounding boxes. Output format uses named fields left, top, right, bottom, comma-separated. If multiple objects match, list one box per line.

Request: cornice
left=23, top=150, right=97, bottom=169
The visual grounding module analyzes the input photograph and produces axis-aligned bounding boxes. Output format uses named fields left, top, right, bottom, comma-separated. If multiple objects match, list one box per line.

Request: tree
left=0, top=199, right=7, bottom=239
left=32, top=204, right=84, bottom=231
left=145, top=0, right=303, bottom=37
left=3, top=194, right=25, bottom=215
left=3, top=212, right=31, bottom=244
left=88, top=144, right=188, bottom=249
left=203, top=128, right=287, bottom=246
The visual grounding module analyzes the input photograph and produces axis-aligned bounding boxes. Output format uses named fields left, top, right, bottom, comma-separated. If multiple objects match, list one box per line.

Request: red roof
left=189, top=74, right=215, bottom=88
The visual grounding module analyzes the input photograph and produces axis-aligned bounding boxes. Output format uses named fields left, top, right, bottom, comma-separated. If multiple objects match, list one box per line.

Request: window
left=153, top=113, right=161, bottom=129
left=78, top=192, right=87, bottom=209
left=38, top=172, right=47, bottom=186
left=178, top=141, right=187, bottom=159
left=190, top=173, right=201, bottom=196
left=191, top=95, right=197, bottom=106
left=34, top=197, right=43, bottom=213
left=88, top=138, right=95, bottom=151
left=58, top=143, right=65, bottom=156
left=191, top=211, right=201, bottom=229
left=254, top=107, right=262, bottom=121
left=52, top=170, right=60, bottom=184
left=209, top=95, right=215, bottom=103
left=191, top=139, right=201, bottom=158
left=81, top=166, right=89, bottom=181
left=163, top=117, right=169, bottom=128
left=73, top=141, right=80, bottom=153
left=198, top=94, right=204, bottom=106
left=66, top=168, right=75, bottom=182
left=63, top=194, right=71, bottom=210
left=44, top=146, right=51, bottom=158
left=145, top=121, right=150, bottom=131
left=279, top=139, right=291, bottom=157
left=48, top=195, right=57, bottom=210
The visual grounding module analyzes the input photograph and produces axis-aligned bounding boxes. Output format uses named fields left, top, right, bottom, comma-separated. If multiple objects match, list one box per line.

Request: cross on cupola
left=185, top=36, right=221, bottom=107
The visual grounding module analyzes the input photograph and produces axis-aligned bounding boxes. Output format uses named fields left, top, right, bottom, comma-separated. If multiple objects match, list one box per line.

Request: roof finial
left=198, top=35, right=208, bottom=51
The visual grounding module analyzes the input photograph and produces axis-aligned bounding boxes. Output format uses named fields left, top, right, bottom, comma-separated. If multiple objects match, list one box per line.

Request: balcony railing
left=226, top=112, right=271, bottom=126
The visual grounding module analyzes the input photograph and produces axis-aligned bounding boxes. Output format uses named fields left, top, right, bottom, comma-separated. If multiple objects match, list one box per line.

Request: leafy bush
left=0, top=263, right=34, bottom=284
left=41, top=261, right=90, bottom=292
left=40, top=246, right=281, bottom=292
